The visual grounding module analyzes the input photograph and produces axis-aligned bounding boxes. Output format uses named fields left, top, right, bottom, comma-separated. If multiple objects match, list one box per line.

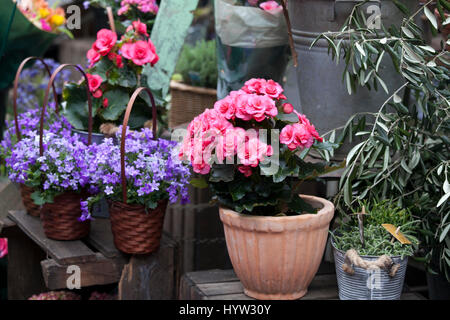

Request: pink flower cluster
left=0, top=238, right=7, bottom=258
left=259, top=1, right=283, bottom=14
left=179, top=108, right=273, bottom=175
left=118, top=0, right=159, bottom=16
left=280, top=112, right=323, bottom=150
left=86, top=22, right=158, bottom=69
left=180, top=78, right=323, bottom=178
left=214, top=78, right=286, bottom=122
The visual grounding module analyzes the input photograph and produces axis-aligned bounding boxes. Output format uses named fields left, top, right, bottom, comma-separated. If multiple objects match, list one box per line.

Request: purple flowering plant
left=5, top=131, right=98, bottom=208
left=1, top=104, right=72, bottom=159
left=81, top=126, right=191, bottom=221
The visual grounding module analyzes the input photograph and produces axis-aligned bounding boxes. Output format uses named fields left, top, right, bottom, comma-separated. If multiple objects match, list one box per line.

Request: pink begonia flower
left=214, top=96, right=236, bottom=120
left=121, top=40, right=159, bottom=66
left=0, top=238, right=8, bottom=258
left=238, top=165, right=253, bottom=177
left=126, top=20, right=149, bottom=36
left=94, top=29, right=117, bottom=56
left=86, top=74, right=103, bottom=93
left=40, top=19, right=52, bottom=31
left=93, top=89, right=103, bottom=98
left=283, top=103, right=294, bottom=114
left=87, top=47, right=101, bottom=68
left=259, top=1, right=283, bottom=14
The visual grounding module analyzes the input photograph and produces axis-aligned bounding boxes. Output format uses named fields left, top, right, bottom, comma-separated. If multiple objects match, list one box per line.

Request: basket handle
left=120, top=87, right=158, bottom=203
left=39, top=64, right=93, bottom=156
left=13, top=57, right=60, bottom=141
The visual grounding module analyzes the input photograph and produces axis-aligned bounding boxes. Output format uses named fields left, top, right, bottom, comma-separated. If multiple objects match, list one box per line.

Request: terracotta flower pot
left=219, top=194, right=334, bottom=300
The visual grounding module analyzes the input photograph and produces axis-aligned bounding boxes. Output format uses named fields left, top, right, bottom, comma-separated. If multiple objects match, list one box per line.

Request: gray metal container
left=332, top=241, right=408, bottom=300
left=288, top=0, right=419, bottom=155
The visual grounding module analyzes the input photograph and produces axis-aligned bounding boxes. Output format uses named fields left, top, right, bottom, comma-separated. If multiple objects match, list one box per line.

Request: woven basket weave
left=108, top=87, right=168, bottom=254
left=41, top=192, right=90, bottom=241
left=109, top=200, right=168, bottom=254
left=19, top=184, right=40, bottom=217
left=169, top=81, right=217, bottom=128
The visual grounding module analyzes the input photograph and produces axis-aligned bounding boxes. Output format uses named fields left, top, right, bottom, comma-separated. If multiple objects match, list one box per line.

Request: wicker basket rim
left=170, top=80, right=217, bottom=96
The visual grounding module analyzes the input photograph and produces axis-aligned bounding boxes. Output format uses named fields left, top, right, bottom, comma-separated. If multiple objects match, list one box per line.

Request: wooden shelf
left=180, top=269, right=427, bottom=300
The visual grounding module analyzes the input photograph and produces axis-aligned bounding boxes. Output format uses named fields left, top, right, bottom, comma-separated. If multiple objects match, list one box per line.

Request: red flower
left=126, top=20, right=149, bottom=36
left=86, top=74, right=103, bottom=93
left=94, top=29, right=117, bottom=56
left=121, top=40, right=158, bottom=66
left=103, top=98, right=108, bottom=108
left=283, top=103, right=293, bottom=114
left=87, top=47, right=100, bottom=68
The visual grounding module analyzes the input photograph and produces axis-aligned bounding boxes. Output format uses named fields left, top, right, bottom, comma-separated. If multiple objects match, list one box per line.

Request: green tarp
left=0, top=1, right=57, bottom=90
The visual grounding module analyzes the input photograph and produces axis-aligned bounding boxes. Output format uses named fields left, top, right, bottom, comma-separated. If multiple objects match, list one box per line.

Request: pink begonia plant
left=179, top=79, right=335, bottom=216
left=0, top=238, right=8, bottom=258
left=259, top=1, right=283, bottom=14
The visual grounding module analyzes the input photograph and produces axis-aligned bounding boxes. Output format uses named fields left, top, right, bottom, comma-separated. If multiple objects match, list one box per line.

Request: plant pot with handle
left=6, top=64, right=96, bottom=240
left=180, top=78, right=339, bottom=299
left=85, top=87, right=191, bottom=254
left=331, top=201, right=419, bottom=300
left=5, top=56, right=70, bottom=217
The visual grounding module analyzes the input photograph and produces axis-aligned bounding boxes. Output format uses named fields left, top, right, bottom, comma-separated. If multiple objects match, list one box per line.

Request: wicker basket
left=36, top=63, right=94, bottom=241
left=12, top=57, right=59, bottom=218
left=41, top=192, right=90, bottom=240
left=19, top=184, right=40, bottom=217
left=109, top=87, right=168, bottom=254
left=169, top=81, right=217, bottom=128
left=110, top=200, right=168, bottom=254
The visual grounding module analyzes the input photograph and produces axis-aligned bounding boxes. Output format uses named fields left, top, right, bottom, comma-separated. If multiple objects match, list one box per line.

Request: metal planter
left=332, top=241, right=408, bottom=300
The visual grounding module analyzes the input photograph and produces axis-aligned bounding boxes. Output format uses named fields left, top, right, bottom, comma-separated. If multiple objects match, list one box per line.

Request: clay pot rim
left=330, top=231, right=409, bottom=260
left=220, top=194, right=334, bottom=222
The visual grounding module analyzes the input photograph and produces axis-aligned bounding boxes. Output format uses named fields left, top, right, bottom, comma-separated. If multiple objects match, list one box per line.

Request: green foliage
left=332, top=200, right=419, bottom=258
left=174, top=40, right=218, bottom=89
left=316, top=1, right=450, bottom=279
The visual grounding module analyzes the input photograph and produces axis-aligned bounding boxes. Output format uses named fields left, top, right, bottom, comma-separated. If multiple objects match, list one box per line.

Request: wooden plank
left=118, top=233, right=180, bottom=300
left=0, top=182, right=24, bottom=221
left=179, top=269, right=428, bottom=300
left=6, top=226, right=47, bottom=300
left=0, top=217, right=16, bottom=235
left=86, top=218, right=120, bottom=258
left=41, top=253, right=126, bottom=290
left=8, top=210, right=97, bottom=264
left=188, top=269, right=238, bottom=284
left=198, top=281, right=244, bottom=296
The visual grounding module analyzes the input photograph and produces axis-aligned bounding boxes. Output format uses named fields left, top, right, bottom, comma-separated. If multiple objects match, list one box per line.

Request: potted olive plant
left=318, top=1, right=450, bottom=299
left=170, top=39, right=218, bottom=128
left=332, top=201, right=419, bottom=300
left=180, top=78, right=339, bottom=299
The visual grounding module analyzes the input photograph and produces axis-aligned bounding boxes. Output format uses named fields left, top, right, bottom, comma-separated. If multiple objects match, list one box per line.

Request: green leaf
left=31, top=191, right=46, bottom=206
left=440, top=223, right=450, bottom=242
left=424, top=6, right=438, bottom=30
left=190, top=178, right=208, bottom=189
left=101, top=89, right=130, bottom=121
left=62, top=83, right=91, bottom=130
left=288, top=195, right=316, bottom=214
left=437, top=193, right=450, bottom=207
left=209, top=165, right=234, bottom=183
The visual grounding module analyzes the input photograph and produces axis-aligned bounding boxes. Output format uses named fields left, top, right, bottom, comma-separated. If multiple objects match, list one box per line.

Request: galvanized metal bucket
left=332, top=240, right=408, bottom=300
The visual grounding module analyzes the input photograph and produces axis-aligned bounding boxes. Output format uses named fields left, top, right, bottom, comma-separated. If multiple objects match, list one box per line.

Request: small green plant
left=174, top=40, right=218, bottom=89
left=332, top=200, right=419, bottom=258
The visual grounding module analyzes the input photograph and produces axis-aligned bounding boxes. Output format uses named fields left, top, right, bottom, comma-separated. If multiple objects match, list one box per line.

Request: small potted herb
left=170, top=39, right=218, bottom=128
left=331, top=200, right=419, bottom=300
